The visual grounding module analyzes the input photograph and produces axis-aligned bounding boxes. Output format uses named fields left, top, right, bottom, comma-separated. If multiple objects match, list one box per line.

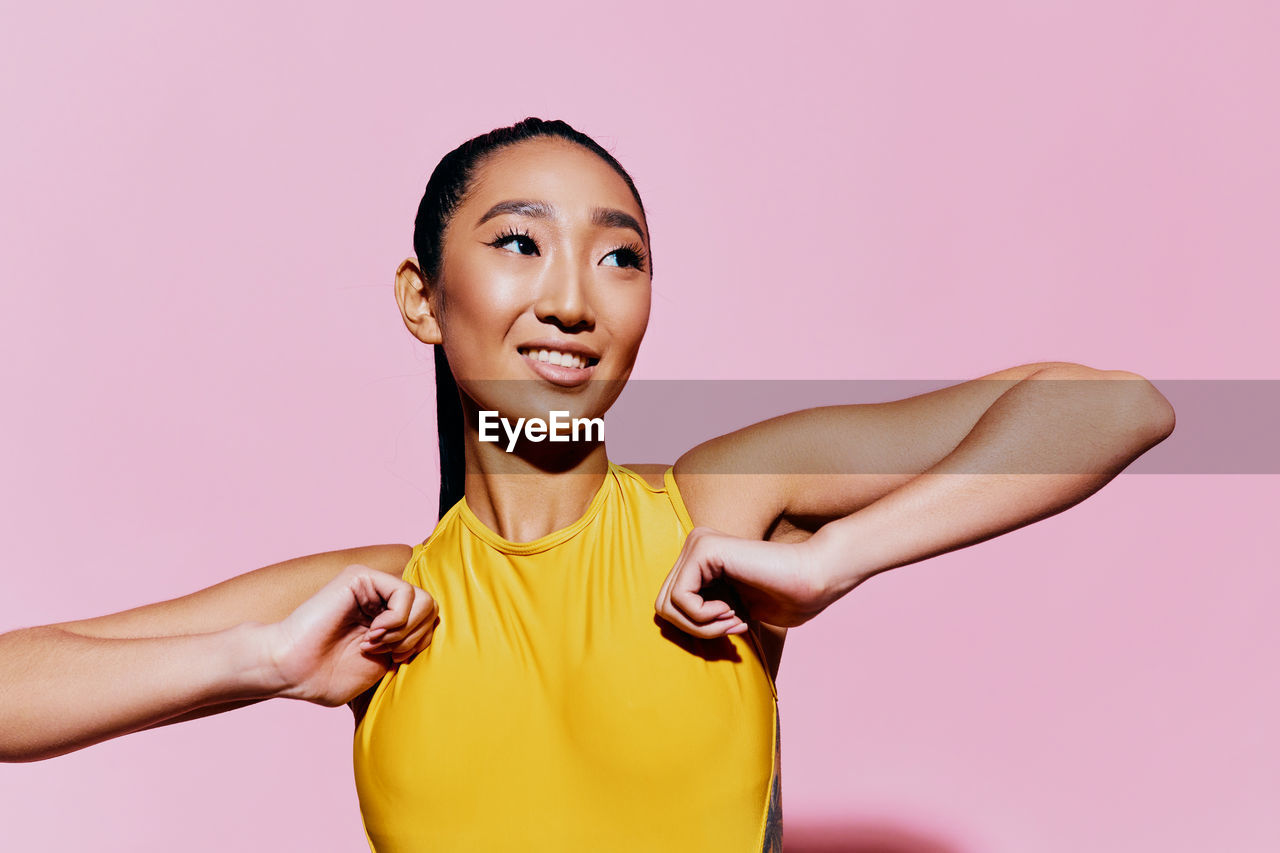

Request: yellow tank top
left=352, top=461, right=781, bottom=852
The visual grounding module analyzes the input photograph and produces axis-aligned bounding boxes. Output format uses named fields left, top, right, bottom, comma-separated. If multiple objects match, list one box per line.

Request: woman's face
left=420, top=137, right=652, bottom=425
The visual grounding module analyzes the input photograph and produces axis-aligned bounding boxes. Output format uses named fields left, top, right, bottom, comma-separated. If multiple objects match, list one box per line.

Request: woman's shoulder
left=616, top=462, right=668, bottom=490
left=617, top=459, right=778, bottom=541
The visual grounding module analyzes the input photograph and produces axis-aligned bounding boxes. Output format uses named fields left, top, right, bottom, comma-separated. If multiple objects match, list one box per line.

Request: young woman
left=0, top=118, right=1175, bottom=852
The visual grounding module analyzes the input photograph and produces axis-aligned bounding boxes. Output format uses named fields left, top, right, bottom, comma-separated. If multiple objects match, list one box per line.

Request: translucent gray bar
left=456, top=379, right=1279, bottom=474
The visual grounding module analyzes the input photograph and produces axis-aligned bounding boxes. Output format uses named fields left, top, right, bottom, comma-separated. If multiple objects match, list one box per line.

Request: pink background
left=1, top=2, right=1275, bottom=851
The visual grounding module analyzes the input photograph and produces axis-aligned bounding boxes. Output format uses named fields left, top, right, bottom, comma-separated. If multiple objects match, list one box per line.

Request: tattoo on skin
left=760, top=704, right=783, bottom=853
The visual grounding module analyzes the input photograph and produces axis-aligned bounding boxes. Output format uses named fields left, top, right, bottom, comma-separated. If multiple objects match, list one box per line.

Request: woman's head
left=395, top=118, right=653, bottom=518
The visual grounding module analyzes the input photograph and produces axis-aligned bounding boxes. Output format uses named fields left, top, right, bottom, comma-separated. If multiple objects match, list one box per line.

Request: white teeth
left=520, top=348, right=591, bottom=369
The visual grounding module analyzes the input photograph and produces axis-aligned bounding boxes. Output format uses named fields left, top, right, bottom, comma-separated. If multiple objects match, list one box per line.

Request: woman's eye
left=492, top=234, right=539, bottom=256
left=601, top=248, right=644, bottom=270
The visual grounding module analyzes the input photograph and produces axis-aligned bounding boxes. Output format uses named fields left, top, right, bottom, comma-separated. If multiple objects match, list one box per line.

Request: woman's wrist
left=804, top=518, right=877, bottom=605
left=227, top=621, right=295, bottom=700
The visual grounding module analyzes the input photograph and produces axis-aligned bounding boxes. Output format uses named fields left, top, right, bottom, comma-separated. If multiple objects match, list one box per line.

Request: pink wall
left=1, top=2, right=1275, bottom=851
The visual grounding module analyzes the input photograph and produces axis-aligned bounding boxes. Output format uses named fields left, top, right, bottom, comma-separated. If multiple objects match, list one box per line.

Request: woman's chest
left=364, top=552, right=776, bottom=772
left=352, top=528, right=778, bottom=850
left=355, top=597, right=777, bottom=848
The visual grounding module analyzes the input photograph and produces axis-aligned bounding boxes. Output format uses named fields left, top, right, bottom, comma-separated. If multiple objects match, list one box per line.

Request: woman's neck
left=460, top=437, right=610, bottom=543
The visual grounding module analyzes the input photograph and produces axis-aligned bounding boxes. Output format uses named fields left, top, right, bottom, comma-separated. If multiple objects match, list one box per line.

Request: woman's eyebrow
left=475, top=199, right=646, bottom=243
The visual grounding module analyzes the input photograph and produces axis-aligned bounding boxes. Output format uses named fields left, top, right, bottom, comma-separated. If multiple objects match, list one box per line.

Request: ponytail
left=433, top=344, right=465, bottom=520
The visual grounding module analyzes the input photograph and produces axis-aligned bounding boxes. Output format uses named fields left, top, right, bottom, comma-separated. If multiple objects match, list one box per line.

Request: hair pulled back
left=411, top=117, right=649, bottom=520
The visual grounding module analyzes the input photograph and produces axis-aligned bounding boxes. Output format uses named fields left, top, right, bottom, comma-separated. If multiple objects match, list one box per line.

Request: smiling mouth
left=517, top=347, right=600, bottom=370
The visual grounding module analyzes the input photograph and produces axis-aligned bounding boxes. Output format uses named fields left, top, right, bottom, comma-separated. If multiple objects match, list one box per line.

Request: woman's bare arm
left=656, top=363, right=1175, bottom=637
left=0, top=544, right=413, bottom=762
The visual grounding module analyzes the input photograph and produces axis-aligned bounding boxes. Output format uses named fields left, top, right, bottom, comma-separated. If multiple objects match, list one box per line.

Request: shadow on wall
left=783, top=819, right=965, bottom=853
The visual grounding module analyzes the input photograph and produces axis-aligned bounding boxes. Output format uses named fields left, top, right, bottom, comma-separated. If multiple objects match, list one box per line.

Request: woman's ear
left=394, top=258, right=443, bottom=345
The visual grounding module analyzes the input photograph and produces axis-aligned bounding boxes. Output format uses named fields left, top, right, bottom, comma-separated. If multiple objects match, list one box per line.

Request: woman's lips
left=518, top=350, right=597, bottom=387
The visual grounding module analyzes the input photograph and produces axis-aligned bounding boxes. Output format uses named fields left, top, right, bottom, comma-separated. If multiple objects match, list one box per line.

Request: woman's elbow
left=1109, top=370, right=1176, bottom=441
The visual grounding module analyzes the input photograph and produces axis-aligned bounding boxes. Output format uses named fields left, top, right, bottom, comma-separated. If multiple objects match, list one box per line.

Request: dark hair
left=411, top=117, right=650, bottom=520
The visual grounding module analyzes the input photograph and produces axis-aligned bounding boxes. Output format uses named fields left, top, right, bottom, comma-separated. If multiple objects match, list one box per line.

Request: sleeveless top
left=352, top=461, right=782, bottom=852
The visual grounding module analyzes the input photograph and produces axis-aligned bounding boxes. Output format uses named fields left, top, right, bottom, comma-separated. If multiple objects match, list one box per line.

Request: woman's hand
left=654, top=526, right=836, bottom=639
left=262, top=565, right=438, bottom=706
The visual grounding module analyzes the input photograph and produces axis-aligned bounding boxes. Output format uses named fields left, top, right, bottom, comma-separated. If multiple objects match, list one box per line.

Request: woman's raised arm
left=0, top=544, right=435, bottom=762
left=656, top=362, right=1176, bottom=636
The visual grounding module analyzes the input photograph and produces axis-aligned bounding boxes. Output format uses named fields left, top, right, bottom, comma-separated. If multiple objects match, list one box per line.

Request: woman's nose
left=533, top=256, right=596, bottom=331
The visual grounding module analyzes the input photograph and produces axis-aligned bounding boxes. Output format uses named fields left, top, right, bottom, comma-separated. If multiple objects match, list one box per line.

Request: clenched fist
left=263, top=564, right=438, bottom=706
left=655, top=526, right=834, bottom=638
